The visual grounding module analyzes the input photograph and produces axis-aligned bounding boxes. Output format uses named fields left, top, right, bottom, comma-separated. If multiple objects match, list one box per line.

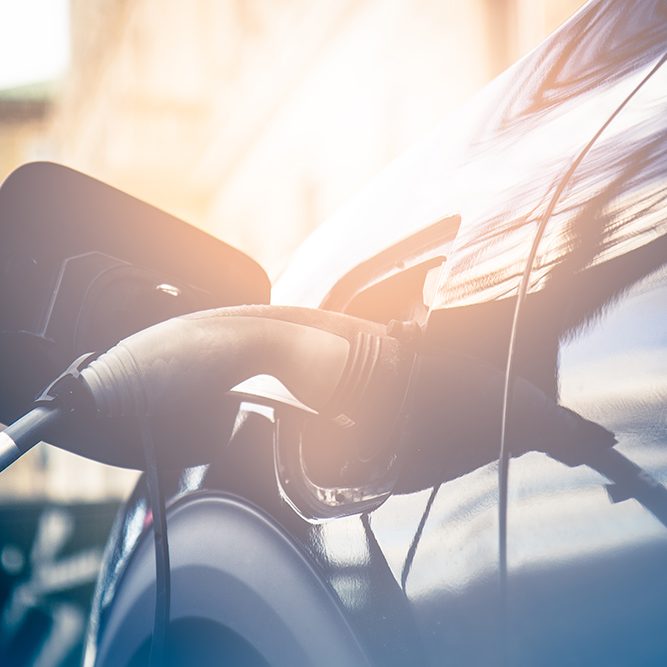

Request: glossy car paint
left=505, top=56, right=667, bottom=665
left=85, top=1, right=667, bottom=665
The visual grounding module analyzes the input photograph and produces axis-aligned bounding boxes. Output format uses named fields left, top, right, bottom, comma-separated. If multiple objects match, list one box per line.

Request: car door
left=503, top=46, right=667, bottom=667
left=366, top=3, right=667, bottom=665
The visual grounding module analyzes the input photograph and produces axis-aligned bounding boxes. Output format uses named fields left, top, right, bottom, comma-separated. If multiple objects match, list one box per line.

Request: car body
left=76, top=1, right=667, bottom=665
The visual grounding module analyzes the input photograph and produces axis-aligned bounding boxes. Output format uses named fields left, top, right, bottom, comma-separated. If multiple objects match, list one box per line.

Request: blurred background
left=0, top=1, right=582, bottom=664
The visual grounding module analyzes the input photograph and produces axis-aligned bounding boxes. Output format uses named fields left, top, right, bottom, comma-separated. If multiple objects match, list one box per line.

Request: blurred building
left=1, top=0, right=583, bottom=500
left=0, top=83, right=53, bottom=179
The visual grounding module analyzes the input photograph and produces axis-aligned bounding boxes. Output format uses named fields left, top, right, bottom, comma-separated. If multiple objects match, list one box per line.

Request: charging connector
left=0, top=306, right=414, bottom=471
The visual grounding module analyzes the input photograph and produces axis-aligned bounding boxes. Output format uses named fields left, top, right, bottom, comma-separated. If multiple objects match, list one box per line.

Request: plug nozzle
left=1, top=307, right=415, bottom=471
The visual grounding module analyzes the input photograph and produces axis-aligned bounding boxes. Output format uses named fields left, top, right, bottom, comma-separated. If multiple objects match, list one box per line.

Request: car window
left=503, top=57, right=667, bottom=666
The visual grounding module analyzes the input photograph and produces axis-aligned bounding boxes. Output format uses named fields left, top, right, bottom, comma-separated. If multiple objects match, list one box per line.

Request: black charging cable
left=141, top=415, right=171, bottom=667
left=0, top=353, right=173, bottom=665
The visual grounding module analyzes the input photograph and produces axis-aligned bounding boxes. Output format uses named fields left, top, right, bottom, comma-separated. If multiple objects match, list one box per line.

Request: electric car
left=1, top=0, right=666, bottom=665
